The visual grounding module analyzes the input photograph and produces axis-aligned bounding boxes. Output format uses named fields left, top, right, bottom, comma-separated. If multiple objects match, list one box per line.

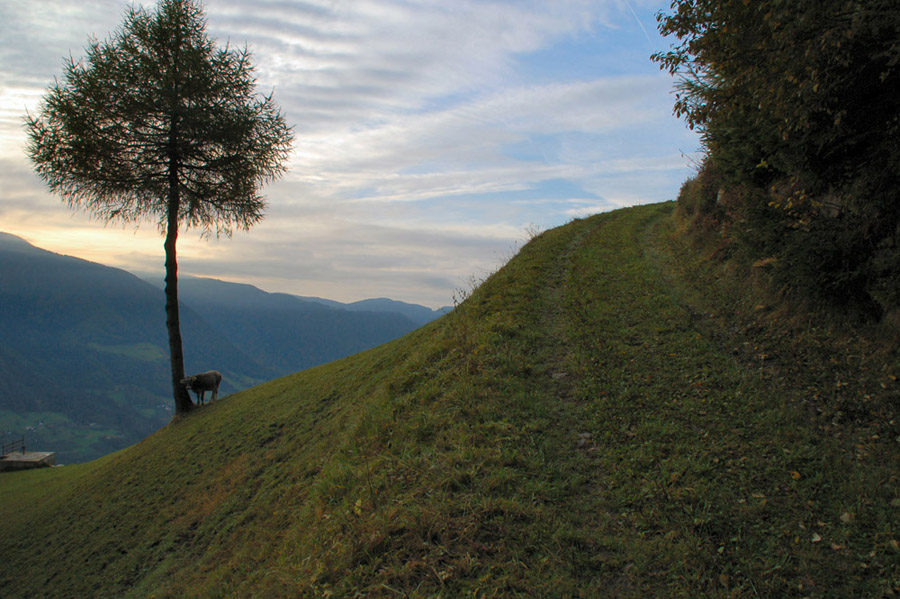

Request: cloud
left=201, top=0, right=627, bottom=143
left=0, top=0, right=698, bottom=308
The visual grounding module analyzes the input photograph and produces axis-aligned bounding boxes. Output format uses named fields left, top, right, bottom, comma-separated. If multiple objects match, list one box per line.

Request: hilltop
left=0, top=203, right=898, bottom=597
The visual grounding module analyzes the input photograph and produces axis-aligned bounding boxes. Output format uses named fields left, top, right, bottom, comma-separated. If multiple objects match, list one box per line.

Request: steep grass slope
left=1, top=203, right=898, bottom=598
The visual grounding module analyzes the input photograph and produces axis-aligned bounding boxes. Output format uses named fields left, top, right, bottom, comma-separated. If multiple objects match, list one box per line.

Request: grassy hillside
left=1, top=203, right=898, bottom=598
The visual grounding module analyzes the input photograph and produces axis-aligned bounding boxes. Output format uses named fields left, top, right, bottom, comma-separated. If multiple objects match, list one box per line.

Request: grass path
left=1, top=203, right=898, bottom=598
left=552, top=205, right=899, bottom=597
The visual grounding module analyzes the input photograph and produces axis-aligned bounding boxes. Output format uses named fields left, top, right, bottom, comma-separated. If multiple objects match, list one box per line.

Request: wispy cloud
left=0, top=0, right=697, bottom=307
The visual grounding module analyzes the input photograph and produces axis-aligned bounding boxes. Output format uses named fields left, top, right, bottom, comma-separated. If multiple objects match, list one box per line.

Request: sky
left=0, top=0, right=699, bottom=308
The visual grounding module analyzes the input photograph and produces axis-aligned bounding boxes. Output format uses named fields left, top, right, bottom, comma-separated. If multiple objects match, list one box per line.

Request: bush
left=675, top=162, right=723, bottom=235
left=659, top=1, right=900, bottom=319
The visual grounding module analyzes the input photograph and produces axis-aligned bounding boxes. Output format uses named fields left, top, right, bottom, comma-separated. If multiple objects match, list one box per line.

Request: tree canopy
left=26, top=0, right=293, bottom=413
left=654, top=1, right=900, bottom=316
left=27, top=0, right=292, bottom=235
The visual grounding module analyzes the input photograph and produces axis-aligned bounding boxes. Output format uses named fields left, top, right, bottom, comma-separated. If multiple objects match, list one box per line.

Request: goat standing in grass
left=180, top=370, right=222, bottom=405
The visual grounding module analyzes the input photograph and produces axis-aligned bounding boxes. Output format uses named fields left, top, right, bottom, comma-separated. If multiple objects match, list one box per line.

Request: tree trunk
left=165, top=189, right=193, bottom=415
left=164, top=40, right=192, bottom=416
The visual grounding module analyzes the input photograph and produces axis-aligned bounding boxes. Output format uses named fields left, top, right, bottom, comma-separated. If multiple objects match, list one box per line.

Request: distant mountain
left=0, top=232, right=441, bottom=463
left=165, top=277, right=428, bottom=376
left=0, top=233, right=272, bottom=463
left=298, top=296, right=451, bottom=326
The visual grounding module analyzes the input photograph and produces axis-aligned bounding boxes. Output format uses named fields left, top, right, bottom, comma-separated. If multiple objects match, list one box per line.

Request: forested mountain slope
left=0, top=233, right=272, bottom=463
left=0, top=233, right=431, bottom=463
left=0, top=204, right=897, bottom=598
left=171, top=277, right=426, bottom=376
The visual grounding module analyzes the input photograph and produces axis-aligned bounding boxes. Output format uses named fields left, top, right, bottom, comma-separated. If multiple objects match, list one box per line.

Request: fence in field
left=1, top=436, right=25, bottom=456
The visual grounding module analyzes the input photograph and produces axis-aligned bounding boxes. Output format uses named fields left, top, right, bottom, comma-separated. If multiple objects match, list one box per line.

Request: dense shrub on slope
left=656, top=1, right=900, bottom=316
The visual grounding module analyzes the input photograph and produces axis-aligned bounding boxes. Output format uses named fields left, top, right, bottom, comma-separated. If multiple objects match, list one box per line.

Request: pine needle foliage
left=26, top=0, right=291, bottom=232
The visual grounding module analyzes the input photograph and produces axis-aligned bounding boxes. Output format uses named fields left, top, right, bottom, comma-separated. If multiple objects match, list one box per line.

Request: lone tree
left=26, top=0, right=293, bottom=414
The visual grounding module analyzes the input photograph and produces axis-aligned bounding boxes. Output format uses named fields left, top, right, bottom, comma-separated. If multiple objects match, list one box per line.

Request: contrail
left=623, top=0, right=655, bottom=50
